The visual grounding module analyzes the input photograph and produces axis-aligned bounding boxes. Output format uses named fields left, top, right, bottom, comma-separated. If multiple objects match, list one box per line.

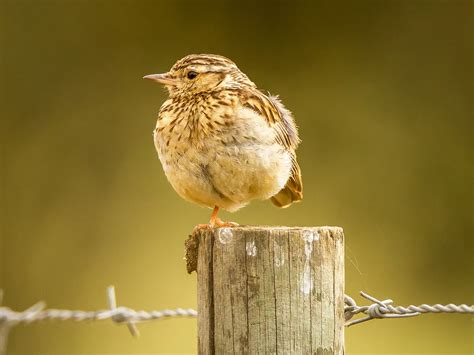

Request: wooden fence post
left=186, top=226, right=344, bottom=354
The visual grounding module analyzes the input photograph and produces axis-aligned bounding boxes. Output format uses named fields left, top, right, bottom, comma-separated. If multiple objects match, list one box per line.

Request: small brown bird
left=144, top=54, right=302, bottom=227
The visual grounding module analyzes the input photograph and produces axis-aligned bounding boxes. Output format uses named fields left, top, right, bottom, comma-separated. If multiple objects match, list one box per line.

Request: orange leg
left=194, top=206, right=239, bottom=232
left=209, top=205, right=220, bottom=226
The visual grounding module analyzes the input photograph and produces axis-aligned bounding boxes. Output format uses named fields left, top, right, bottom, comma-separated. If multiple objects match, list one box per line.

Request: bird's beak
left=143, top=73, right=177, bottom=85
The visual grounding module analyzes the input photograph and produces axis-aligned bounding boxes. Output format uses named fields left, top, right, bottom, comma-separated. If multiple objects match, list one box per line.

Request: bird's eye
left=187, top=71, right=198, bottom=80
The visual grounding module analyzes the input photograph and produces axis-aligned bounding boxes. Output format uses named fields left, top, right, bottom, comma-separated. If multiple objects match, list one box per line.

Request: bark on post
left=186, top=226, right=345, bottom=354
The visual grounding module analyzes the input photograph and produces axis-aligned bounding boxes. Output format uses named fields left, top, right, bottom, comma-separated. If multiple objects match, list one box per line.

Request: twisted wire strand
left=0, top=307, right=199, bottom=324
left=0, top=287, right=472, bottom=336
left=344, top=292, right=474, bottom=327
left=0, top=286, right=197, bottom=338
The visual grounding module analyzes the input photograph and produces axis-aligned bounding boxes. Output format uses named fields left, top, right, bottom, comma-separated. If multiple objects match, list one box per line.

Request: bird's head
left=144, top=54, right=254, bottom=97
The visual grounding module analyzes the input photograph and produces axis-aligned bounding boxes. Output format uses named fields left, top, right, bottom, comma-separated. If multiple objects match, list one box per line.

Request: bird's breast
left=153, top=101, right=291, bottom=211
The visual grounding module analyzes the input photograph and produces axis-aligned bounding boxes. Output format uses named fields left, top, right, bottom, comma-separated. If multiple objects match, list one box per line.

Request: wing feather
left=241, top=89, right=303, bottom=207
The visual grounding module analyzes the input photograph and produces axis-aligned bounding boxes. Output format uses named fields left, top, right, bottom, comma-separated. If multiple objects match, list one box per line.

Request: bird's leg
left=209, top=205, right=220, bottom=226
left=193, top=206, right=238, bottom=232
left=210, top=206, right=239, bottom=227
left=193, top=206, right=221, bottom=231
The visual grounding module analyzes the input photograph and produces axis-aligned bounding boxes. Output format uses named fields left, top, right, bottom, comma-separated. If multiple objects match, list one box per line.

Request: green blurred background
left=1, top=0, right=472, bottom=354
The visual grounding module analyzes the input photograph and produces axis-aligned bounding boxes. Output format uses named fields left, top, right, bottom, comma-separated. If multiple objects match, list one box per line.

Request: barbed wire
left=0, top=287, right=472, bottom=354
left=344, top=292, right=473, bottom=326
left=0, top=286, right=197, bottom=333
left=0, top=286, right=197, bottom=355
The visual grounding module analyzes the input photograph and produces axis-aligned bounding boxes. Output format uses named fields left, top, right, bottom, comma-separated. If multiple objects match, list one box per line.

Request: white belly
left=155, top=107, right=292, bottom=212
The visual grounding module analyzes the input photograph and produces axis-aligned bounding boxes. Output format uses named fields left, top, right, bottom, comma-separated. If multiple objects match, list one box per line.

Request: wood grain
left=190, top=226, right=344, bottom=354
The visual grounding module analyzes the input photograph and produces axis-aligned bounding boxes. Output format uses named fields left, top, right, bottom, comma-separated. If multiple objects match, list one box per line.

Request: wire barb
left=344, top=291, right=474, bottom=327
left=106, top=286, right=140, bottom=337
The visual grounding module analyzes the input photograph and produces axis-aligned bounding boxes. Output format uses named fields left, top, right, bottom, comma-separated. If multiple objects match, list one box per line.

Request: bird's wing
left=241, top=89, right=303, bottom=207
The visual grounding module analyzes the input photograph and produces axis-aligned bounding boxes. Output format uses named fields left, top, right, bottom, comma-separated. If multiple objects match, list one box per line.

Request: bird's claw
left=214, top=218, right=239, bottom=228
left=193, top=218, right=239, bottom=233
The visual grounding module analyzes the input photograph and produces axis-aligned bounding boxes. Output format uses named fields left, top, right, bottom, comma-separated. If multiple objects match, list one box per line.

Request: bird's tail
left=270, top=161, right=303, bottom=208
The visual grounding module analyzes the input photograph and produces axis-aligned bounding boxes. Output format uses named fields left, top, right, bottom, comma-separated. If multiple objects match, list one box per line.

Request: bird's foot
left=213, top=218, right=239, bottom=228
left=193, top=218, right=239, bottom=233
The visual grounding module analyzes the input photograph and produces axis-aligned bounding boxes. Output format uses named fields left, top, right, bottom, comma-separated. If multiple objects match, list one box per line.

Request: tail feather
left=271, top=160, right=303, bottom=208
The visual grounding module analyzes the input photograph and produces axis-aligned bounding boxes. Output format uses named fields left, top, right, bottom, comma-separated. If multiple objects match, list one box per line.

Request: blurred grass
left=1, top=0, right=472, bottom=354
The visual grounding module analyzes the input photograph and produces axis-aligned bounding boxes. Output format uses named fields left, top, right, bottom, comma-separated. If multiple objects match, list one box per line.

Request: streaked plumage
left=144, top=54, right=302, bottom=227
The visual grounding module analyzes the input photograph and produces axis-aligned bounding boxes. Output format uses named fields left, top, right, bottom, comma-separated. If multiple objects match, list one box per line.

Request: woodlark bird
left=144, top=54, right=302, bottom=227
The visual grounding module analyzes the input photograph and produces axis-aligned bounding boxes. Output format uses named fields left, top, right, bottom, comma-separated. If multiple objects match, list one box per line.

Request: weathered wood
left=188, top=226, right=344, bottom=355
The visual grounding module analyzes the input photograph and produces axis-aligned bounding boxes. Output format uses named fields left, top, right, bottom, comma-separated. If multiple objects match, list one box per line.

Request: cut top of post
left=185, top=226, right=343, bottom=274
